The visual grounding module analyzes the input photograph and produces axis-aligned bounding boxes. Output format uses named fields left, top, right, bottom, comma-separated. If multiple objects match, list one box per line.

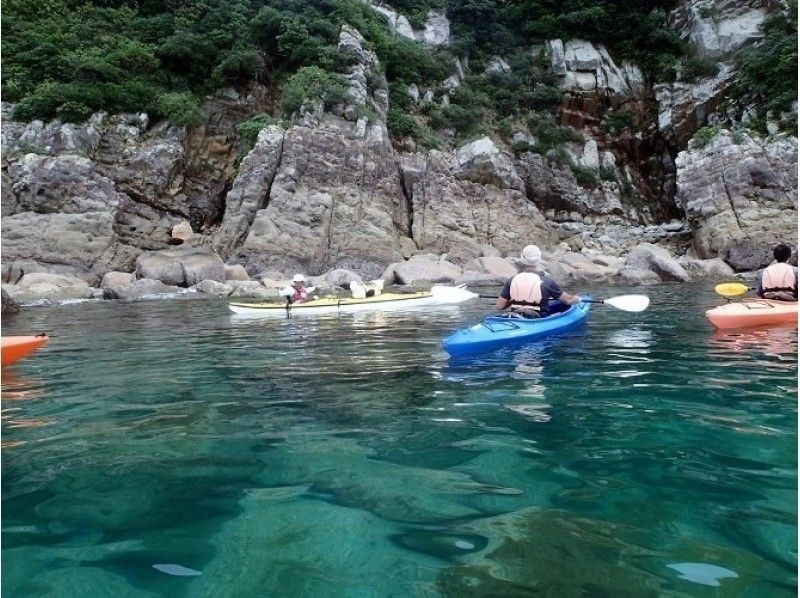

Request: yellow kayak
left=228, top=286, right=476, bottom=316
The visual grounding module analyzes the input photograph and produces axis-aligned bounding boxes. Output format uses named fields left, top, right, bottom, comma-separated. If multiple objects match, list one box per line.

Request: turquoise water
left=2, top=285, right=797, bottom=596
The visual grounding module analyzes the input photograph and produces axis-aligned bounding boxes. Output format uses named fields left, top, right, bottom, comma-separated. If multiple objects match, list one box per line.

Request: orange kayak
left=1, top=335, right=49, bottom=367
left=705, top=299, right=798, bottom=330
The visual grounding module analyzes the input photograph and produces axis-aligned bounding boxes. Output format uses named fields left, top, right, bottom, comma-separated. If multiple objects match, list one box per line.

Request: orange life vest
left=762, top=262, right=797, bottom=300
left=509, top=272, right=543, bottom=312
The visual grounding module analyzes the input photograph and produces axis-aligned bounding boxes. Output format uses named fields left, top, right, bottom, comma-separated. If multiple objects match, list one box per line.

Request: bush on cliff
left=281, top=67, right=350, bottom=116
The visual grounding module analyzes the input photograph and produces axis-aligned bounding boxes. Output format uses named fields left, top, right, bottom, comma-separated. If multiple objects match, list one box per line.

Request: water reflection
left=1, top=371, right=50, bottom=448
left=709, top=325, right=798, bottom=362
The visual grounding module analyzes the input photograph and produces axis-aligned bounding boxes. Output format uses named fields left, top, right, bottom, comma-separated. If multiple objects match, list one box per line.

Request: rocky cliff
left=1, top=0, right=796, bottom=303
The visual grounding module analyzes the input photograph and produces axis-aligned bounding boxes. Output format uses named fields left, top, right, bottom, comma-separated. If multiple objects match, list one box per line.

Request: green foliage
left=527, top=84, right=563, bottom=112
left=570, top=163, right=598, bottom=188
left=211, top=47, right=265, bottom=86
left=697, top=4, right=722, bottom=19
left=387, top=107, right=418, bottom=138
left=601, top=110, right=636, bottom=134
left=692, top=125, right=720, bottom=148
left=680, top=56, right=719, bottom=82
left=734, top=0, right=798, bottom=133
left=599, top=164, right=617, bottom=182
left=527, top=112, right=582, bottom=150
left=237, top=113, right=281, bottom=149
left=157, top=92, right=204, bottom=127
left=449, top=0, right=686, bottom=81
left=281, top=66, right=350, bottom=116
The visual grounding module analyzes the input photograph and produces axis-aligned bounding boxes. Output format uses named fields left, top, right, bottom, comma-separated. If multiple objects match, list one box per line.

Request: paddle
left=714, top=282, right=753, bottom=298
left=478, top=294, right=650, bottom=313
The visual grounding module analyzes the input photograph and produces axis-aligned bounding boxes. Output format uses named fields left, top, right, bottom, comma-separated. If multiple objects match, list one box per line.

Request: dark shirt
left=500, top=273, right=564, bottom=314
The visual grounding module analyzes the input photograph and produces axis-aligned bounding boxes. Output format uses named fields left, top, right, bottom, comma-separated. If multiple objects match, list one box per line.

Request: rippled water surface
left=2, top=284, right=797, bottom=596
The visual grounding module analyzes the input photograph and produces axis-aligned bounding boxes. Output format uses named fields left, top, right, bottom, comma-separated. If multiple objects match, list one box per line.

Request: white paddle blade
left=604, top=294, right=650, bottom=312
left=431, top=285, right=478, bottom=304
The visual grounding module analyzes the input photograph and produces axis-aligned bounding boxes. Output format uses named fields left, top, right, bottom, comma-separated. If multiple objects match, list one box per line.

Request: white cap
left=292, top=274, right=306, bottom=283
left=517, top=245, right=542, bottom=267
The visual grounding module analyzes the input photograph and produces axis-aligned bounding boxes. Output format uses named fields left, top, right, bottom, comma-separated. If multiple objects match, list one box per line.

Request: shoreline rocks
left=1, top=240, right=759, bottom=308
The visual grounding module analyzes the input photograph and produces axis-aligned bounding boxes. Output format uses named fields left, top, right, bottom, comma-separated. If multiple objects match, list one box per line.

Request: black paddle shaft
left=478, top=294, right=604, bottom=304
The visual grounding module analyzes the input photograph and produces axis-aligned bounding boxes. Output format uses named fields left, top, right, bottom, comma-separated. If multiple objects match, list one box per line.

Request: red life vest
left=290, top=286, right=308, bottom=303
left=762, top=262, right=797, bottom=300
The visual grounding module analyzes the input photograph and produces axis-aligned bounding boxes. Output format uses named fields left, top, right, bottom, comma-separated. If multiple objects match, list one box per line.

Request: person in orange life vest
left=495, top=245, right=581, bottom=317
left=756, top=243, right=797, bottom=301
left=280, top=274, right=316, bottom=304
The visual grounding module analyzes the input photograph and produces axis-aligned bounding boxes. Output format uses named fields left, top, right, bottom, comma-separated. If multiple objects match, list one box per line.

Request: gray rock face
left=676, top=130, right=798, bottom=264
left=654, top=64, right=736, bottom=147
left=338, top=25, right=387, bottom=118
left=135, top=247, right=226, bottom=287
left=1, top=103, right=104, bottom=156
left=393, top=255, right=462, bottom=284
left=2, top=288, right=19, bottom=314
left=214, top=126, right=285, bottom=258
left=233, top=117, right=408, bottom=279
left=228, top=281, right=275, bottom=299
left=516, top=153, right=629, bottom=220
left=669, top=0, right=768, bottom=60
left=401, top=150, right=556, bottom=263
left=369, top=4, right=450, bottom=47
left=626, top=243, right=691, bottom=281
left=546, top=39, right=643, bottom=96
left=224, top=264, right=251, bottom=281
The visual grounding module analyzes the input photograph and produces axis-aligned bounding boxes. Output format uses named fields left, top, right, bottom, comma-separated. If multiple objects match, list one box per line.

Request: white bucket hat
left=515, top=245, right=543, bottom=268
left=292, top=274, right=306, bottom=283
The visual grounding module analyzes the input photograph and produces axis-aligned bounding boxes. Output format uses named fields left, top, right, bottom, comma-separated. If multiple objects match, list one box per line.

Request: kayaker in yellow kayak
left=495, top=245, right=581, bottom=318
left=280, top=274, right=316, bottom=304
left=757, top=244, right=797, bottom=301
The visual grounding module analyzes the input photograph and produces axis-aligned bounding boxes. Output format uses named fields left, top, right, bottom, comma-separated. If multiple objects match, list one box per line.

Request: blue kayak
left=442, top=299, right=592, bottom=356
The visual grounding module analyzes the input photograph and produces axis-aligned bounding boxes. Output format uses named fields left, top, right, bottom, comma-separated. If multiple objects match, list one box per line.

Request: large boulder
left=324, top=268, right=363, bottom=288
left=625, top=243, right=690, bottom=282
left=678, top=256, right=736, bottom=279
left=723, top=240, right=774, bottom=272
left=115, top=278, right=184, bottom=301
left=394, top=255, right=462, bottom=284
left=11, top=273, right=93, bottom=302
left=228, top=281, right=275, bottom=299
left=452, top=137, right=524, bottom=190
left=614, top=268, right=662, bottom=286
left=100, top=271, right=135, bottom=299
left=135, top=247, right=226, bottom=287
left=2, top=288, right=19, bottom=314
left=195, top=279, right=233, bottom=296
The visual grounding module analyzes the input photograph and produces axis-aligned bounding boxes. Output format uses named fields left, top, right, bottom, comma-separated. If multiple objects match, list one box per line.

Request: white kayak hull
left=229, top=285, right=477, bottom=316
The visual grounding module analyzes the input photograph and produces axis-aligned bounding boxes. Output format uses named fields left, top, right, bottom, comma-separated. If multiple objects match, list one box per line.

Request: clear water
left=2, top=284, right=797, bottom=596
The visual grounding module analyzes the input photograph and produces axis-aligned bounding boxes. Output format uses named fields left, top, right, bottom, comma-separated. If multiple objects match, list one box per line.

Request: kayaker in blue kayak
left=495, top=245, right=581, bottom=318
